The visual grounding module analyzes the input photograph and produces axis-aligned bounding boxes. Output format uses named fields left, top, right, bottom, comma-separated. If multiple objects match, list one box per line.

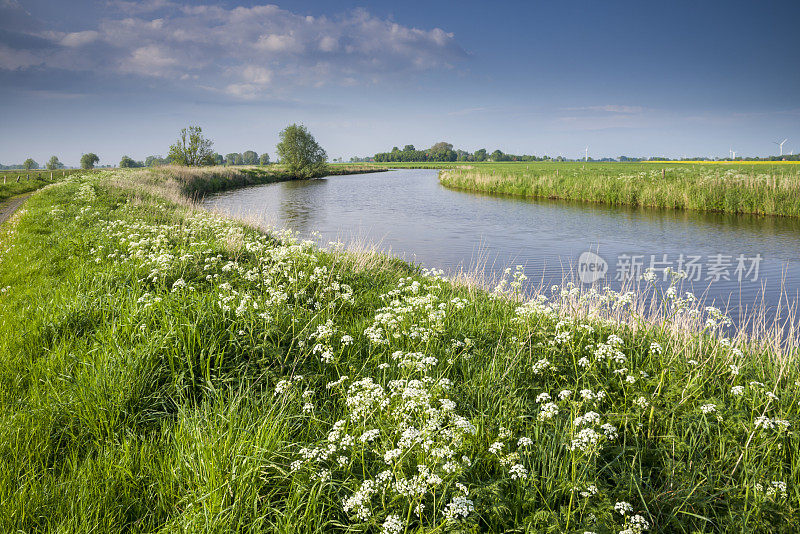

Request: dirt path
left=0, top=194, right=30, bottom=225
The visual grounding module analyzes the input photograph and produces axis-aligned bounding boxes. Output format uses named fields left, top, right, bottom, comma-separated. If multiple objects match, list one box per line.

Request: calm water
left=205, top=169, right=800, bottom=327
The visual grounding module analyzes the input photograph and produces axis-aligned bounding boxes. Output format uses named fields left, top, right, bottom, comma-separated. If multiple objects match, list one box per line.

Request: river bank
left=0, top=168, right=797, bottom=532
left=436, top=162, right=800, bottom=217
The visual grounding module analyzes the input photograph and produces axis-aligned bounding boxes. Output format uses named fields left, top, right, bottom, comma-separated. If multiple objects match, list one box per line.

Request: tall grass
left=437, top=162, right=800, bottom=217
left=0, top=170, right=797, bottom=532
left=139, top=164, right=387, bottom=200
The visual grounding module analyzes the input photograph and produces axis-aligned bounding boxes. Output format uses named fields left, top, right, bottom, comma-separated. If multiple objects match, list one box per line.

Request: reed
left=437, top=162, right=800, bottom=217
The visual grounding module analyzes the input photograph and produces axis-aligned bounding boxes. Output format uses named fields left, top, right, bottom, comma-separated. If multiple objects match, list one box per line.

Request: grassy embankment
left=435, top=162, right=800, bottom=217
left=0, top=167, right=798, bottom=532
left=143, top=164, right=387, bottom=200
left=1, top=164, right=385, bottom=204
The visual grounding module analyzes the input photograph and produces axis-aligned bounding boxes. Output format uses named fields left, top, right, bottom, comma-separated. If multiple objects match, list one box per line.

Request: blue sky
left=1, top=0, right=798, bottom=166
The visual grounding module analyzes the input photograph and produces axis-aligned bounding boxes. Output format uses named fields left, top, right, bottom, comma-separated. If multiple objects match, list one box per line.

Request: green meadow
left=0, top=167, right=797, bottom=532
left=0, top=169, right=77, bottom=203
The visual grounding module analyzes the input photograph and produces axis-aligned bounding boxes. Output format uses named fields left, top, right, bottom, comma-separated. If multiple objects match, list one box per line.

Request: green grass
left=0, top=169, right=75, bottom=202
left=0, top=169, right=798, bottom=532
left=375, top=161, right=800, bottom=217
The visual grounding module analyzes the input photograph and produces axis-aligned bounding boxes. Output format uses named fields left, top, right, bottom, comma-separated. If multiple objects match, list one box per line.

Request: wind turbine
left=774, top=138, right=788, bottom=156
left=584, top=146, right=589, bottom=162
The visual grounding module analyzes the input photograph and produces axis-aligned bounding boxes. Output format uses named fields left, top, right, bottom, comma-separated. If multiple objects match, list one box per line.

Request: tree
left=259, top=152, right=270, bottom=165
left=46, top=156, right=64, bottom=170
left=428, top=142, right=456, bottom=162
left=429, top=142, right=454, bottom=153
left=212, top=153, right=224, bottom=165
left=81, top=153, right=99, bottom=169
left=145, top=155, right=170, bottom=167
left=276, top=124, right=327, bottom=178
left=403, top=145, right=416, bottom=152
left=119, top=155, right=143, bottom=168
left=490, top=149, right=506, bottom=162
left=242, top=150, right=259, bottom=165
left=225, top=153, right=244, bottom=165
left=473, top=149, right=487, bottom=161
left=23, top=158, right=38, bottom=170
left=168, top=126, right=214, bottom=166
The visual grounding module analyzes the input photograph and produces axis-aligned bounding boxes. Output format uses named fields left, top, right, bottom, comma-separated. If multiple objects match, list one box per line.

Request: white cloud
left=60, top=30, right=100, bottom=47
left=241, top=65, right=272, bottom=85
left=318, top=35, right=338, bottom=53
left=255, top=33, right=300, bottom=53
left=119, top=45, right=179, bottom=76
left=0, top=3, right=465, bottom=99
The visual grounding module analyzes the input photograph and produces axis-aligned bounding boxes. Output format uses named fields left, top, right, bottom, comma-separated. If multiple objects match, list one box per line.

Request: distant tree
left=403, top=145, right=415, bottom=152
left=23, top=158, right=38, bottom=170
left=259, top=152, right=270, bottom=165
left=168, top=126, right=214, bottom=166
left=490, top=149, right=506, bottom=162
left=276, top=123, right=328, bottom=178
left=119, top=155, right=143, bottom=168
left=212, top=153, right=224, bottom=165
left=225, top=153, right=244, bottom=165
left=145, top=155, right=171, bottom=167
left=456, top=149, right=470, bottom=161
left=80, top=153, right=99, bottom=169
left=428, top=142, right=456, bottom=162
left=429, top=142, right=454, bottom=153
left=242, top=150, right=259, bottom=165
left=46, top=156, right=64, bottom=170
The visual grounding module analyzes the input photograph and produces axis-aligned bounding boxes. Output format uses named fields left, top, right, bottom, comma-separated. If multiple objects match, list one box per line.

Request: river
left=205, top=168, right=800, bottom=329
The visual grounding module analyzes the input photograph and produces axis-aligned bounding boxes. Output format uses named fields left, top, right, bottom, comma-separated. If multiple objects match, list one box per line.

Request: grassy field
left=0, top=168, right=798, bottom=532
left=430, top=162, right=800, bottom=217
left=0, top=169, right=81, bottom=202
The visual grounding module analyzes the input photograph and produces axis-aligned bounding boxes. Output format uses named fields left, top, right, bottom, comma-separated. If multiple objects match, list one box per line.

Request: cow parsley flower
left=700, top=404, right=716, bottom=414
left=509, top=463, right=528, bottom=480
left=444, top=495, right=474, bottom=520
left=538, top=402, right=559, bottom=421
left=614, top=501, right=633, bottom=515
left=381, top=514, right=404, bottom=534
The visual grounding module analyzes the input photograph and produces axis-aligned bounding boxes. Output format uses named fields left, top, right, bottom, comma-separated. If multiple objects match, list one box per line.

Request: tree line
left=118, top=151, right=271, bottom=169
left=372, top=142, right=546, bottom=163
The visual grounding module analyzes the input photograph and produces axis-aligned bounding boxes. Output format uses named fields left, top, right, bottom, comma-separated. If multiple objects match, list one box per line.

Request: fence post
left=662, top=168, right=665, bottom=179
